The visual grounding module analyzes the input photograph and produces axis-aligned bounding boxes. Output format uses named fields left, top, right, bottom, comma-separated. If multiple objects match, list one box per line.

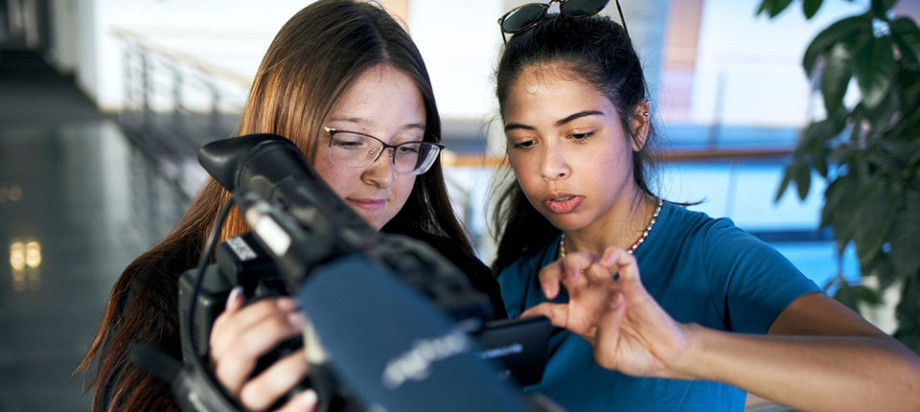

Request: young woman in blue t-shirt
left=491, top=1, right=920, bottom=410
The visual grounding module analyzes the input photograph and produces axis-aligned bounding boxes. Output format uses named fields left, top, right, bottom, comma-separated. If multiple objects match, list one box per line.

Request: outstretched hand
left=521, top=247, right=693, bottom=379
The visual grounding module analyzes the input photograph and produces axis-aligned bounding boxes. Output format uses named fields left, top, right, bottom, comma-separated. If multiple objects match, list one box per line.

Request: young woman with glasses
left=492, top=1, right=920, bottom=410
left=76, top=1, right=506, bottom=411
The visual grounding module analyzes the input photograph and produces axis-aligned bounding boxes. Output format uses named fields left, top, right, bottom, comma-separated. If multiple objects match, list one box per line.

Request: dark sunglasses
left=497, top=0, right=628, bottom=44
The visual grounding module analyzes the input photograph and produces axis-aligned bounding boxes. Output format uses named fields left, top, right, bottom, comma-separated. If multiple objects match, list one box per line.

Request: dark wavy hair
left=76, top=1, right=474, bottom=410
left=491, top=13, right=661, bottom=274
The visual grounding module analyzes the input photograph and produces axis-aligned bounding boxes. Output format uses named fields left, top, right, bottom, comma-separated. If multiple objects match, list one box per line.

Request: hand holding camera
left=210, top=292, right=314, bottom=411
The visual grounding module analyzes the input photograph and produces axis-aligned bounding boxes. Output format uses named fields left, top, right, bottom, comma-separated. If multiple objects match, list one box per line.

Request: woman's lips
left=346, top=198, right=386, bottom=210
left=544, top=195, right=582, bottom=214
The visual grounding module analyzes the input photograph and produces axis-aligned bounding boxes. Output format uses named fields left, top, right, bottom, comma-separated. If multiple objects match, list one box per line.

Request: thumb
left=224, top=286, right=245, bottom=312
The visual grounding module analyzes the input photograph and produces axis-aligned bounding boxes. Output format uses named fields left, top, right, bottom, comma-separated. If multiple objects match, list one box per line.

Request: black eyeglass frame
left=497, top=0, right=628, bottom=44
left=323, top=127, right=445, bottom=175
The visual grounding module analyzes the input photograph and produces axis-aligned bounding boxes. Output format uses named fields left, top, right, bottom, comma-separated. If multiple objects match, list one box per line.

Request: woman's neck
left=563, top=191, right=658, bottom=256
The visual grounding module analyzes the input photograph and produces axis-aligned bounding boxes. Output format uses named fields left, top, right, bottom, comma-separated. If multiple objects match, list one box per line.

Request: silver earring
left=643, top=112, right=649, bottom=116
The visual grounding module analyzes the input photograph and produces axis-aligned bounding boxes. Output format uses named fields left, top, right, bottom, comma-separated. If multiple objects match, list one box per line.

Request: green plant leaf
left=824, top=179, right=860, bottom=251
left=799, top=111, right=847, bottom=177
left=757, top=0, right=795, bottom=18
left=907, top=130, right=920, bottom=164
left=854, top=35, right=895, bottom=111
left=804, top=15, right=872, bottom=76
left=822, top=43, right=855, bottom=114
left=853, top=182, right=896, bottom=262
left=897, top=67, right=920, bottom=115
left=871, top=0, right=898, bottom=19
left=867, top=255, right=898, bottom=291
left=867, top=86, right=899, bottom=133
left=821, top=178, right=841, bottom=229
left=795, top=157, right=813, bottom=200
left=892, top=276, right=920, bottom=354
left=803, top=0, right=824, bottom=19
left=774, top=163, right=795, bottom=202
left=853, top=284, right=883, bottom=305
left=756, top=0, right=772, bottom=17
left=897, top=106, right=920, bottom=151
left=826, top=105, right=851, bottom=141
left=814, top=153, right=829, bottom=178
left=891, top=17, right=920, bottom=67
left=889, top=190, right=920, bottom=277
left=833, top=279, right=863, bottom=313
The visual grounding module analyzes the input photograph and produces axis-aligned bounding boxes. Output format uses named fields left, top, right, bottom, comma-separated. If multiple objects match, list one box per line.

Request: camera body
left=178, top=232, right=553, bottom=394
left=142, top=133, right=558, bottom=412
left=178, top=232, right=281, bottom=362
left=178, top=232, right=359, bottom=411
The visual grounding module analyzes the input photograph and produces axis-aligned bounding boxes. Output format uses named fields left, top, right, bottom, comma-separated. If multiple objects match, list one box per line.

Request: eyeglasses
left=497, top=0, right=628, bottom=44
left=323, top=127, right=444, bottom=175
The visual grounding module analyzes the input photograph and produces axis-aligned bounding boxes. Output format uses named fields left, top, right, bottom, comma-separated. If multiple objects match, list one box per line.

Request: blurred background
left=1, top=0, right=917, bottom=410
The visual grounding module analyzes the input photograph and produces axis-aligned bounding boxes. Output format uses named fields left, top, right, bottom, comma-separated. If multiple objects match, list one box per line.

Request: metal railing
left=113, top=27, right=252, bottom=196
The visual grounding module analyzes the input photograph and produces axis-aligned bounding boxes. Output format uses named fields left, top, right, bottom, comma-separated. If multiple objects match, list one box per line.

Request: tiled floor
left=0, top=50, right=189, bottom=411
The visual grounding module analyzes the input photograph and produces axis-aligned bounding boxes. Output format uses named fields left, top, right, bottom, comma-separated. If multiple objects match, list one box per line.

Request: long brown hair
left=77, top=1, right=472, bottom=410
left=491, top=14, right=660, bottom=275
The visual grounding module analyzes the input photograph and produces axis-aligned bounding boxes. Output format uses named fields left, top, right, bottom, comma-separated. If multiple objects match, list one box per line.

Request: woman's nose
left=362, top=147, right=395, bottom=188
left=540, top=145, right=570, bottom=180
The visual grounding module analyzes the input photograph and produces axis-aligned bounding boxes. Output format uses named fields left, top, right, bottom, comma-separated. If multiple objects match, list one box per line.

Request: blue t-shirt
left=498, top=202, right=822, bottom=411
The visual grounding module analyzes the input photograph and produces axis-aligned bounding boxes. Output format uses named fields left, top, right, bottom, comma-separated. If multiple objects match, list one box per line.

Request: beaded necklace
left=559, top=198, right=664, bottom=258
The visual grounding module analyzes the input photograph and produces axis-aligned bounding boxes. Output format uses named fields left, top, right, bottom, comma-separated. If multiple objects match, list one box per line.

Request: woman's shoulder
left=653, top=202, right=788, bottom=273
left=86, top=242, right=192, bottom=411
left=496, top=238, right=557, bottom=289
left=659, top=202, right=805, bottom=277
left=660, top=202, right=751, bottom=247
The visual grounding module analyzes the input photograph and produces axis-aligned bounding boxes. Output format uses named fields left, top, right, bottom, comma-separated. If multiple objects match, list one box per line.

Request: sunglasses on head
left=497, top=0, right=628, bottom=44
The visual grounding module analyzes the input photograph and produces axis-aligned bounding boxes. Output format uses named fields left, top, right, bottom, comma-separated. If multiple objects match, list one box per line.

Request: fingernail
left=300, top=388, right=318, bottom=407
left=601, top=249, right=616, bottom=266
left=225, top=286, right=243, bottom=310
left=567, top=268, right=576, bottom=280
left=288, top=312, right=307, bottom=328
left=276, top=297, right=296, bottom=311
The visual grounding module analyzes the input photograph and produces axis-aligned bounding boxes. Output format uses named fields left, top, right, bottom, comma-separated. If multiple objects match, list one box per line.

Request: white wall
left=409, top=0, right=503, bottom=122
left=691, top=0, right=868, bottom=126
left=63, top=0, right=310, bottom=111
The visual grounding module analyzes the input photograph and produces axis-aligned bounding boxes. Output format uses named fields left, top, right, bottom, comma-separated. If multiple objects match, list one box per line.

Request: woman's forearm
left=675, top=324, right=920, bottom=412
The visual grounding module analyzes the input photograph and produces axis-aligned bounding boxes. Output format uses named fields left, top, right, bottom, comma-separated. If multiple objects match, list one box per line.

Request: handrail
left=112, top=25, right=272, bottom=41
left=112, top=27, right=253, bottom=87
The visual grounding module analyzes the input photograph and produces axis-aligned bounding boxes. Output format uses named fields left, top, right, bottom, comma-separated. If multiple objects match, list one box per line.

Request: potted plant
left=758, top=0, right=920, bottom=353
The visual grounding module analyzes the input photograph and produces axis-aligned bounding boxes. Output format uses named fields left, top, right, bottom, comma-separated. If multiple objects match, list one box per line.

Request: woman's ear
left=630, top=99, right=651, bottom=152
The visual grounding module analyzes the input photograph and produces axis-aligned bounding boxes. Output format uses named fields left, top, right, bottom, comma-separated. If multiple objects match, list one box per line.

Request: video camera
left=131, top=134, right=559, bottom=412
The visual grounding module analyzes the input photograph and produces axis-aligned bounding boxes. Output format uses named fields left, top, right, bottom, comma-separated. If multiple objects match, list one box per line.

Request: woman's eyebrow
left=504, top=122, right=534, bottom=133
left=555, top=110, right=604, bottom=127
left=401, top=123, right=426, bottom=133
left=504, top=110, right=606, bottom=133
left=325, top=117, right=426, bottom=133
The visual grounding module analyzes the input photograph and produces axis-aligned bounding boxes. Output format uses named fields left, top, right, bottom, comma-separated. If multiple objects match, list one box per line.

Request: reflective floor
left=0, top=51, right=189, bottom=411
